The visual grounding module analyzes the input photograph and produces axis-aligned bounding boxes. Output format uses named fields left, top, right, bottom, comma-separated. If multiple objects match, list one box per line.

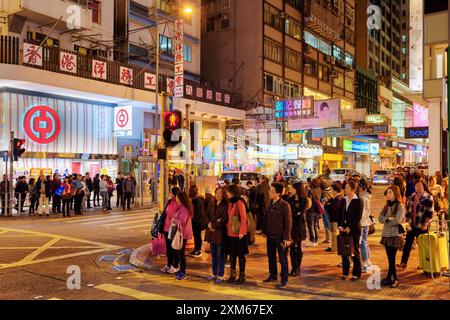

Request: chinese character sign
left=144, top=73, right=156, bottom=90
left=206, top=90, right=213, bottom=100
left=92, top=59, right=107, bottom=80
left=166, top=78, right=175, bottom=95
left=215, top=92, right=222, bottom=102
left=174, top=19, right=184, bottom=98
left=224, top=94, right=231, bottom=104
left=186, top=85, right=193, bottom=96
left=60, top=52, right=77, bottom=73
left=120, top=67, right=134, bottom=85
left=23, top=43, right=43, bottom=67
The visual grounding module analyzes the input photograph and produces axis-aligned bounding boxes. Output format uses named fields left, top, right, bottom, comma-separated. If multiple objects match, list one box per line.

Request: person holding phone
left=262, top=183, right=292, bottom=289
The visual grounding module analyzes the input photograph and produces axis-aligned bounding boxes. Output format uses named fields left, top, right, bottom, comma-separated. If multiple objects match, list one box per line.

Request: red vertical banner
left=174, top=19, right=184, bottom=98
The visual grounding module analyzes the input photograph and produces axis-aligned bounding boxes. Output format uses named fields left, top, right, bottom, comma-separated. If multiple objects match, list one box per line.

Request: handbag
left=171, top=223, right=184, bottom=251
left=168, top=223, right=178, bottom=240
left=230, top=203, right=242, bottom=234
left=151, top=234, right=166, bottom=256
left=247, top=211, right=256, bottom=232
left=368, top=215, right=376, bottom=235
left=337, top=233, right=354, bottom=257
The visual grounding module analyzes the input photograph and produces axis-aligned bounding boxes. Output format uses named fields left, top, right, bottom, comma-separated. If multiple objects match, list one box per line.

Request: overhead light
left=220, top=118, right=227, bottom=121
left=183, top=7, right=193, bottom=14
left=201, top=113, right=209, bottom=118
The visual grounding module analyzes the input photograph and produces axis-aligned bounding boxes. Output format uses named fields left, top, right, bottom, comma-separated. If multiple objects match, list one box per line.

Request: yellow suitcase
left=418, top=232, right=449, bottom=274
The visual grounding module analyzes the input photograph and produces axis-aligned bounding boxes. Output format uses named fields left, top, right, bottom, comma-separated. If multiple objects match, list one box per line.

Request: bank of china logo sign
left=24, top=106, right=61, bottom=144
left=114, top=106, right=133, bottom=137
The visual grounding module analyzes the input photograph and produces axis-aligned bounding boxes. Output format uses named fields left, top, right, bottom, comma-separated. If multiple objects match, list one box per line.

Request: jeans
left=74, top=193, right=84, bottom=214
left=323, top=211, right=331, bottom=241
left=385, top=245, right=398, bottom=281
left=290, top=240, right=303, bottom=271
left=177, top=239, right=188, bottom=274
left=38, top=194, right=50, bottom=215
left=211, top=243, right=225, bottom=277
left=116, top=190, right=123, bottom=207
left=401, top=227, right=427, bottom=265
left=307, top=212, right=320, bottom=243
left=101, top=191, right=109, bottom=210
left=52, top=194, right=61, bottom=213
left=62, top=197, right=72, bottom=216
left=360, top=226, right=371, bottom=263
left=29, top=195, right=38, bottom=215
left=164, top=232, right=179, bottom=268
left=93, top=190, right=100, bottom=206
left=123, top=192, right=132, bottom=210
left=341, top=233, right=362, bottom=277
left=192, top=221, right=202, bottom=251
left=267, top=237, right=289, bottom=283
left=15, top=193, right=27, bottom=212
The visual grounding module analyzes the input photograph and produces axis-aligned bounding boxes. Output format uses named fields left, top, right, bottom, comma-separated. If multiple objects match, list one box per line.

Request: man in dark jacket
left=93, top=174, right=100, bottom=207
left=15, top=176, right=29, bottom=213
left=50, top=173, right=62, bottom=214
left=36, top=174, right=52, bottom=216
left=262, top=183, right=292, bottom=289
left=122, top=173, right=135, bottom=210
left=246, top=180, right=257, bottom=220
left=0, top=175, right=9, bottom=216
left=255, top=176, right=271, bottom=232
left=115, top=172, right=124, bottom=208
left=85, top=172, right=94, bottom=209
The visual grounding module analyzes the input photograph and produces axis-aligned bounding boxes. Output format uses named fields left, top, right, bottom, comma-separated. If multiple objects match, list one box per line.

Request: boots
left=236, top=273, right=246, bottom=284
left=227, top=271, right=236, bottom=283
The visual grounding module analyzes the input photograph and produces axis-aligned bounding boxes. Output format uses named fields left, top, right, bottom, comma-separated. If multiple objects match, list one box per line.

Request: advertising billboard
left=413, top=103, right=429, bottom=127
left=343, top=140, right=370, bottom=154
left=287, top=99, right=341, bottom=130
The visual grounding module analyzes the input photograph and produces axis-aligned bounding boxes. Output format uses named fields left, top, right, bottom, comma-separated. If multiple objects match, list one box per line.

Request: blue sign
left=405, top=127, right=429, bottom=139
left=343, top=140, right=370, bottom=154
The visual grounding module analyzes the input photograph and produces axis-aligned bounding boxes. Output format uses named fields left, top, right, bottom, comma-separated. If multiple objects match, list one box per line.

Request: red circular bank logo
left=24, top=106, right=61, bottom=144
left=116, top=109, right=129, bottom=128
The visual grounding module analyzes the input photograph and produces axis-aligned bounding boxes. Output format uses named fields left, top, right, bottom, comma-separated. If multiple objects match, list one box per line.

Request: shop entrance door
left=137, top=157, right=157, bottom=207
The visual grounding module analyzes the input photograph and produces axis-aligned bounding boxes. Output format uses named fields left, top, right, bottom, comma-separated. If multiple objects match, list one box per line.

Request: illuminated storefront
left=342, top=140, right=379, bottom=176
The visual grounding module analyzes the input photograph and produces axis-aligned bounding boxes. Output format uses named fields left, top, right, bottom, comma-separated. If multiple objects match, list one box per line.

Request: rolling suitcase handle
left=427, top=218, right=450, bottom=287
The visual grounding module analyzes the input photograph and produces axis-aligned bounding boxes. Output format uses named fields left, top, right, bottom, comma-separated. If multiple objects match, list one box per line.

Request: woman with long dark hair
left=188, top=184, right=206, bottom=257
left=226, top=184, right=249, bottom=284
left=205, top=187, right=229, bottom=283
left=172, top=191, right=193, bottom=281
left=379, top=185, right=406, bottom=288
left=160, top=187, right=181, bottom=274
left=288, top=182, right=308, bottom=276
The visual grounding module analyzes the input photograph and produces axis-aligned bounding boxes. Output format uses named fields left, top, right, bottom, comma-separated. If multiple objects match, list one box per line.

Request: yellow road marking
left=0, top=235, right=45, bottom=238
left=0, top=230, right=9, bottom=235
left=78, top=214, right=152, bottom=225
left=95, top=284, right=179, bottom=300
left=48, top=298, right=62, bottom=300
left=0, top=227, right=121, bottom=270
left=132, top=273, right=300, bottom=300
left=102, top=219, right=152, bottom=227
left=50, top=212, right=151, bottom=224
left=21, top=237, right=61, bottom=263
left=119, top=224, right=153, bottom=231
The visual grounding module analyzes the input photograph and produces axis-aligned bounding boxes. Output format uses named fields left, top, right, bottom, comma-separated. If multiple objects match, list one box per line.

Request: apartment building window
left=285, top=18, right=301, bottom=40
left=264, top=73, right=283, bottom=95
left=184, top=44, right=192, bottom=62
left=264, top=3, right=283, bottom=32
left=304, top=31, right=332, bottom=56
left=159, top=35, right=172, bottom=53
left=304, top=58, right=317, bottom=77
left=285, top=48, right=301, bottom=71
left=286, top=0, right=302, bottom=10
left=345, top=77, right=354, bottom=92
left=264, top=38, right=282, bottom=64
left=206, top=17, right=215, bottom=32
left=26, top=31, right=60, bottom=47
left=284, top=80, right=301, bottom=97
left=333, top=73, right=344, bottom=88
left=318, top=65, right=330, bottom=82
left=88, top=0, right=101, bottom=24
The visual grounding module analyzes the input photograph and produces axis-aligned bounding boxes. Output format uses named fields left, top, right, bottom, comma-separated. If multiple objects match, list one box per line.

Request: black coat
left=204, top=200, right=229, bottom=245
left=325, top=194, right=343, bottom=223
left=86, top=178, right=94, bottom=192
left=288, top=195, right=308, bottom=242
left=337, top=197, right=363, bottom=236
left=35, top=179, right=51, bottom=198
left=15, top=181, right=29, bottom=194
left=192, top=195, right=207, bottom=228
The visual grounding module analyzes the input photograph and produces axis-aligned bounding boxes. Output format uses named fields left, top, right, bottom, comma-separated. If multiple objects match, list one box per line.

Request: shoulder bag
left=230, top=203, right=242, bottom=234
left=171, top=223, right=184, bottom=251
left=368, top=215, right=376, bottom=235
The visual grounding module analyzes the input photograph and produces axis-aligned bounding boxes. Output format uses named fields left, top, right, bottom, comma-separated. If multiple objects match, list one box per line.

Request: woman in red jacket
left=160, top=187, right=181, bottom=274
left=226, top=184, right=248, bottom=284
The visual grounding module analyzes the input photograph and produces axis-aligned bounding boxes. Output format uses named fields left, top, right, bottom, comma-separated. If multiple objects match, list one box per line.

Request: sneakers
left=305, top=242, right=318, bottom=247
left=351, top=276, right=360, bottom=281
left=176, top=273, right=186, bottom=281
left=279, top=282, right=288, bottom=289
left=396, top=263, right=407, bottom=270
left=160, top=265, right=170, bottom=273
left=321, top=240, right=331, bottom=244
left=207, top=275, right=217, bottom=281
left=390, top=279, right=399, bottom=288
left=263, top=277, right=277, bottom=283
left=167, top=266, right=179, bottom=274
left=215, top=277, right=224, bottom=284
left=189, top=250, right=202, bottom=258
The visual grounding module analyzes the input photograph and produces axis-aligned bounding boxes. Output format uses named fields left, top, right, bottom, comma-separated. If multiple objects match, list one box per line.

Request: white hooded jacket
left=359, top=191, right=372, bottom=227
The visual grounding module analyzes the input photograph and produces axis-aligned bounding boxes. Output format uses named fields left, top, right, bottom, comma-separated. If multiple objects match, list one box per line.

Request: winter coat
left=15, top=181, right=29, bottom=194
left=255, top=182, right=270, bottom=212
left=405, top=192, right=434, bottom=229
left=288, top=195, right=308, bottom=242
left=204, top=200, right=229, bottom=245
left=122, top=179, right=135, bottom=193
left=35, top=179, right=51, bottom=198
left=227, top=198, right=248, bottom=238
left=191, top=195, right=207, bottom=227
left=337, top=196, right=363, bottom=236
left=379, top=202, right=406, bottom=238
left=163, top=200, right=178, bottom=233
left=325, top=194, right=343, bottom=223
left=173, top=204, right=193, bottom=240
left=263, top=198, right=292, bottom=241
left=359, top=191, right=372, bottom=227
left=99, top=180, right=108, bottom=193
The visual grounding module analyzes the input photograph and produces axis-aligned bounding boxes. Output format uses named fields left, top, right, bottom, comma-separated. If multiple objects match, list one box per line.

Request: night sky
left=424, top=0, right=448, bottom=15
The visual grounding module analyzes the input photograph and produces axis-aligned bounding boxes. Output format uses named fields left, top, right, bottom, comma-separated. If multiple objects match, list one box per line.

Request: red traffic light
left=13, top=138, right=26, bottom=159
left=163, top=111, right=181, bottom=130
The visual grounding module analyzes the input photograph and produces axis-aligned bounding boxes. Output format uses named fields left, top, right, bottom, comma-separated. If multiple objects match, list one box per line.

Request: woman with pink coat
left=172, top=191, right=194, bottom=281
left=160, top=187, right=181, bottom=274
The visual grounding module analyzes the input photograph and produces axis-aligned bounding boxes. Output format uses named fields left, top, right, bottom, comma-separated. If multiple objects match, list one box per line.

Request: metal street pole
left=153, top=3, right=160, bottom=207
left=9, top=131, right=14, bottom=217
left=186, top=104, right=191, bottom=190
left=446, top=47, right=450, bottom=267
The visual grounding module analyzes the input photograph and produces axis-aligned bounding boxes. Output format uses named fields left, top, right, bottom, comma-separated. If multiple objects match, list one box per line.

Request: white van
left=330, top=168, right=357, bottom=182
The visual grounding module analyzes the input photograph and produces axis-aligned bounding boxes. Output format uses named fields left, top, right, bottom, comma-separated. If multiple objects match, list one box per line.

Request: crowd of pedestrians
left=155, top=168, right=449, bottom=290
left=0, top=172, right=137, bottom=217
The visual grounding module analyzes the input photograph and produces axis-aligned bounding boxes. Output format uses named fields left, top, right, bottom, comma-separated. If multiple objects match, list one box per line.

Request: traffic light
left=13, top=138, right=26, bottom=161
left=163, top=111, right=182, bottom=147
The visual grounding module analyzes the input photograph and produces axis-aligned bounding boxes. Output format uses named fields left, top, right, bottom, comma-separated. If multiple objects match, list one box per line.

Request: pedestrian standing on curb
left=73, top=174, right=84, bottom=215
left=188, top=185, right=207, bottom=258
left=358, top=179, right=373, bottom=273
left=100, top=175, right=109, bottom=212
left=28, top=178, right=38, bottom=216
left=115, top=172, right=125, bottom=208
left=262, top=183, right=292, bottom=289
left=205, top=187, right=229, bottom=284
left=81, top=176, right=88, bottom=213
left=160, top=187, right=181, bottom=275
left=122, top=173, right=135, bottom=211
left=106, top=176, right=115, bottom=211
left=61, top=177, right=73, bottom=217
left=320, top=181, right=333, bottom=245
left=288, top=182, right=308, bottom=277
left=50, top=173, right=62, bottom=214
left=85, top=172, right=93, bottom=209
left=379, top=185, right=406, bottom=288
left=324, top=181, right=344, bottom=253
left=306, top=179, right=321, bottom=247
left=337, top=180, right=363, bottom=281
left=255, top=176, right=270, bottom=232
left=226, top=184, right=249, bottom=284
left=93, top=173, right=100, bottom=207
left=172, top=191, right=193, bottom=281
left=0, top=174, right=9, bottom=216
left=36, top=174, right=51, bottom=217
left=15, top=176, right=29, bottom=213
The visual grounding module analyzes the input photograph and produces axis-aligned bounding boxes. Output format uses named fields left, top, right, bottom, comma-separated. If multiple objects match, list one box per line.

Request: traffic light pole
left=9, top=131, right=14, bottom=217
